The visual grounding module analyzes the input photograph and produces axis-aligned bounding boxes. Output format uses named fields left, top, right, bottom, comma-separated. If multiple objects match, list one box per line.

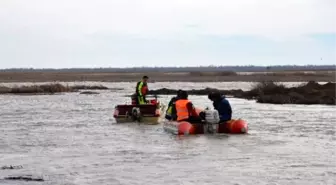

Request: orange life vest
left=175, top=99, right=190, bottom=121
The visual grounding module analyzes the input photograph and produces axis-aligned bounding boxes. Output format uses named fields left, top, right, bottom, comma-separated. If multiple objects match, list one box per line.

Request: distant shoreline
left=1, top=81, right=334, bottom=105
left=0, top=71, right=335, bottom=83
left=1, top=65, right=335, bottom=72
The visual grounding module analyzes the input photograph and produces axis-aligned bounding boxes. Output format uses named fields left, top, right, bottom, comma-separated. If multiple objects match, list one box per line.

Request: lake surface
left=0, top=82, right=335, bottom=185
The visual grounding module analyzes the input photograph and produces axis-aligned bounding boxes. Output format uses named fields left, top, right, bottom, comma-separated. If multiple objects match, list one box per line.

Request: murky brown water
left=0, top=82, right=335, bottom=185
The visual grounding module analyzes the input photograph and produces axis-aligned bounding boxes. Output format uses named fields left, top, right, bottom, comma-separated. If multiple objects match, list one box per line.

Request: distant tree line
left=0, top=65, right=335, bottom=73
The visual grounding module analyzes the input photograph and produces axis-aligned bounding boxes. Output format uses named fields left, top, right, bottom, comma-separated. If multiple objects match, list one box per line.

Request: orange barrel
left=178, top=121, right=196, bottom=135
left=226, top=119, right=248, bottom=134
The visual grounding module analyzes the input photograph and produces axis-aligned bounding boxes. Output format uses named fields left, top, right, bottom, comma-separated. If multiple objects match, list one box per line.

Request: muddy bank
left=80, top=91, right=100, bottom=95
left=149, top=88, right=244, bottom=96
left=1, top=165, right=23, bottom=170
left=71, top=85, right=109, bottom=90
left=4, top=176, right=44, bottom=182
left=148, top=81, right=336, bottom=105
left=0, top=83, right=111, bottom=94
left=1, top=165, right=44, bottom=182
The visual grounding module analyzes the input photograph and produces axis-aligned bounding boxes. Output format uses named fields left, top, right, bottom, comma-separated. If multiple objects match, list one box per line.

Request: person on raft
left=135, top=75, right=149, bottom=105
left=165, top=89, right=182, bottom=121
left=208, top=92, right=232, bottom=122
left=175, top=90, right=204, bottom=123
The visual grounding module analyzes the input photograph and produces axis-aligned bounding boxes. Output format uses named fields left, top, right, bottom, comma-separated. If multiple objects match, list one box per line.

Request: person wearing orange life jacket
left=175, top=90, right=204, bottom=123
left=135, top=76, right=149, bottom=104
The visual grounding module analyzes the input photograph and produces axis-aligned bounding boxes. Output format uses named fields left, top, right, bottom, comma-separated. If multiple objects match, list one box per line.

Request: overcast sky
left=0, top=0, right=335, bottom=68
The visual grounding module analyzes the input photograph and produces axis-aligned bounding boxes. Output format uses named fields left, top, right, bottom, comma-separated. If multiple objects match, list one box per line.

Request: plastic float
left=163, top=109, right=248, bottom=135
left=113, top=94, right=161, bottom=124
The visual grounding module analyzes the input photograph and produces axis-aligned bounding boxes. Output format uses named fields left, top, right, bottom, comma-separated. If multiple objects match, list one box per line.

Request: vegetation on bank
left=188, top=71, right=332, bottom=77
left=0, top=70, right=335, bottom=83
left=0, top=83, right=110, bottom=94
left=4, top=176, right=44, bottom=182
left=189, top=71, right=238, bottom=76
left=71, top=85, right=109, bottom=90
left=1, top=165, right=44, bottom=182
left=148, top=81, right=336, bottom=105
left=1, top=65, right=335, bottom=73
left=0, top=81, right=334, bottom=105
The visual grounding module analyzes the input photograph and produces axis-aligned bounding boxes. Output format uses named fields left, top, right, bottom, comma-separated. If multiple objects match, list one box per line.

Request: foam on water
left=0, top=82, right=335, bottom=185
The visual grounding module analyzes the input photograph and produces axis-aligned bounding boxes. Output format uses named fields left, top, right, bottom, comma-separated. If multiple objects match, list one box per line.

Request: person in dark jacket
left=165, top=90, right=182, bottom=120
left=208, top=92, right=232, bottom=122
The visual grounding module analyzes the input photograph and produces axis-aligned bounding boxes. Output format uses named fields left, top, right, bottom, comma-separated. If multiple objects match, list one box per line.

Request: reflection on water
left=0, top=82, right=335, bottom=185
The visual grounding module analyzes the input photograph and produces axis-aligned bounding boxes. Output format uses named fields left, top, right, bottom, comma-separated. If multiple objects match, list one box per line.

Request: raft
left=163, top=119, right=248, bottom=135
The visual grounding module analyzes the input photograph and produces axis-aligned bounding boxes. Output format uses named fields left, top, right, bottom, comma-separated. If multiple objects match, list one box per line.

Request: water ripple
left=0, top=82, right=335, bottom=185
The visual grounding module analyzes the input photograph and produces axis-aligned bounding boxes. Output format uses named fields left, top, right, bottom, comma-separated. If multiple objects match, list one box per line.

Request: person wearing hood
left=165, top=90, right=182, bottom=121
left=208, top=92, right=232, bottom=122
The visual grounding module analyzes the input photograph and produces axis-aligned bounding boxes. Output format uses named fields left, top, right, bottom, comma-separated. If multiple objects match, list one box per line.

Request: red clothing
left=141, top=86, right=148, bottom=95
left=186, top=102, right=198, bottom=117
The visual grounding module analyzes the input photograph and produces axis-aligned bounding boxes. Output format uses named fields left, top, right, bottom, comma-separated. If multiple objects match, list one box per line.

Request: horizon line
left=0, top=64, right=335, bottom=70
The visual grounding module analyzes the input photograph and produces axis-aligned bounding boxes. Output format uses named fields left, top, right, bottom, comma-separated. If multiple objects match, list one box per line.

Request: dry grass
left=0, top=71, right=334, bottom=82
left=71, top=85, right=109, bottom=90
left=149, top=81, right=336, bottom=105
left=0, top=83, right=109, bottom=94
left=4, top=176, right=44, bottom=182
left=1, top=83, right=74, bottom=94
left=189, top=71, right=237, bottom=76
left=249, top=81, right=335, bottom=105
left=250, top=81, right=287, bottom=94
left=262, top=71, right=331, bottom=77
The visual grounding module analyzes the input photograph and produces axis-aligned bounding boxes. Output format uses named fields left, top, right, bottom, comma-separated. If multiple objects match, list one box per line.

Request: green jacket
left=136, top=81, right=147, bottom=96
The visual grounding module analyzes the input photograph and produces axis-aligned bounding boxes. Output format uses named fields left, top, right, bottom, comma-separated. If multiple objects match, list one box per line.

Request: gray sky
left=0, top=0, right=335, bottom=68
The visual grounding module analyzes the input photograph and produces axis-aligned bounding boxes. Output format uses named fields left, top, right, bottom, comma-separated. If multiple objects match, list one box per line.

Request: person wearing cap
left=175, top=90, right=203, bottom=123
left=208, top=91, right=232, bottom=122
left=165, top=90, right=182, bottom=120
left=135, top=76, right=149, bottom=104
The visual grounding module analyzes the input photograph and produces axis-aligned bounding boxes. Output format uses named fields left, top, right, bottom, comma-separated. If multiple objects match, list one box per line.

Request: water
left=0, top=82, right=335, bottom=185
